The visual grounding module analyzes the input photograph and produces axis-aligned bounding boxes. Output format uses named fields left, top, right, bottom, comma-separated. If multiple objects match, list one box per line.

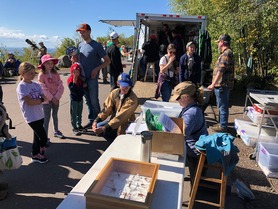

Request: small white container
left=141, top=100, right=182, bottom=118
left=258, top=142, right=278, bottom=172
left=234, top=118, right=277, bottom=147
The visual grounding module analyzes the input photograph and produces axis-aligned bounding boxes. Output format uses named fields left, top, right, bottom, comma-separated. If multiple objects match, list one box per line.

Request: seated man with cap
left=92, top=73, right=139, bottom=142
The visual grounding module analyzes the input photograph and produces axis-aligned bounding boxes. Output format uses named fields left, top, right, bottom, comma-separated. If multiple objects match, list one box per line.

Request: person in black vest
left=106, top=32, right=124, bottom=90
left=179, top=41, right=202, bottom=86
left=140, top=35, right=160, bottom=79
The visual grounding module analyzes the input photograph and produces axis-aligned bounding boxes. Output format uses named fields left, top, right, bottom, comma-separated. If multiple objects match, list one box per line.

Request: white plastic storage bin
left=141, top=100, right=182, bottom=118
left=234, top=118, right=277, bottom=147
left=246, top=106, right=278, bottom=127
left=258, top=142, right=278, bottom=178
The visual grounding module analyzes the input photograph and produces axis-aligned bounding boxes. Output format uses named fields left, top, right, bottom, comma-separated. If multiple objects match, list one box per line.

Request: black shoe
left=73, top=129, right=82, bottom=136
left=83, top=121, right=93, bottom=129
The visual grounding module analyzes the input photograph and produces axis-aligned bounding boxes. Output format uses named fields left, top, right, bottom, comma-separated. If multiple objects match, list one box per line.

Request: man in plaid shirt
left=208, top=34, right=234, bottom=132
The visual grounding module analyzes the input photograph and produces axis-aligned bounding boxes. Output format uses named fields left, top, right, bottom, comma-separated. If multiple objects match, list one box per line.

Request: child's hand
left=52, top=97, right=59, bottom=106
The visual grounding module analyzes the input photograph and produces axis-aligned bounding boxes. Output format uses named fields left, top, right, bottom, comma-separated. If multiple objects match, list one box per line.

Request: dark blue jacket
left=179, top=53, right=201, bottom=85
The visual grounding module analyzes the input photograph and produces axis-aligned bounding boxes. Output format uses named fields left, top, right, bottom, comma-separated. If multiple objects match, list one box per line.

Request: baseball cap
left=171, top=81, right=196, bottom=101
left=110, top=32, right=119, bottom=40
left=215, top=34, right=231, bottom=43
left=76, top=23, right=91, bottom=32
left=186, top=41, right=196, bottom=48
left=66, top=46, right=78, bottom=56
left=118, top=73, right=132, bottom=87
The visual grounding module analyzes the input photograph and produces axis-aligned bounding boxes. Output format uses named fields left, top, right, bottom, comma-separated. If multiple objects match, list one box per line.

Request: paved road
left=0, top=65, right=246, bottom=209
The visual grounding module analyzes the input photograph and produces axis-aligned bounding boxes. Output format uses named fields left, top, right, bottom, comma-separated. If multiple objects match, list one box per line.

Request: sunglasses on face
left=176, top=95, right=181, bottom=101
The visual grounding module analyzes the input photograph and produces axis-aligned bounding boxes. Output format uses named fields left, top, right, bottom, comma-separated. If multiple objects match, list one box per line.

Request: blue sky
left=0, top=0, right=172, bottom=49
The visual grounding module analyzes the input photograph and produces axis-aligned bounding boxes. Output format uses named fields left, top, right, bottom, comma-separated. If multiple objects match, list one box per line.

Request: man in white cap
left=106, top=31, right=124, bottom=90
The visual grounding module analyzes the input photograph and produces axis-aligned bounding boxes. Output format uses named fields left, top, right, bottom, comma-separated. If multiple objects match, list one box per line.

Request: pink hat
left=38, top=54, right=58, bottom=69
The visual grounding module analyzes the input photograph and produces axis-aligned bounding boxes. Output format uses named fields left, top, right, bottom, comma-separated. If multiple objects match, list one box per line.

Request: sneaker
left=73, top=129, right=81, bottom=136
left=31, top=153, right=48, bottom=164
left=83, top=121, right=93, bottom=129
left=211, top=125, right=227, bottom=132
left=54, top=130, right=66, bottom=139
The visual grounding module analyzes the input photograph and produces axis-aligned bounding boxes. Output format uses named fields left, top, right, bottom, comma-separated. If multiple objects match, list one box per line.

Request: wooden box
left=84, top=158, right=160, bottom=209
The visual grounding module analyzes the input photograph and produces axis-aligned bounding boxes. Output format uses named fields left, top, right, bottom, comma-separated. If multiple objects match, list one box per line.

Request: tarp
left=99, top=20, right=136, bottom=27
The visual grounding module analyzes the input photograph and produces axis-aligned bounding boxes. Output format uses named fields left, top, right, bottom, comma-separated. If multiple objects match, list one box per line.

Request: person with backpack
left=179, top=41, right=202, bottom=86
left=92, top=73, right=138, bottom=143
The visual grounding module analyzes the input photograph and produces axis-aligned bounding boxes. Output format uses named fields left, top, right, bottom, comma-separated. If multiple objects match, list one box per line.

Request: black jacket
left=106, top=43, right=123, bottom=76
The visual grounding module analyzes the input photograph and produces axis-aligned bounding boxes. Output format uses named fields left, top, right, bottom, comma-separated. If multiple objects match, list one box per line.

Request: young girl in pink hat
left=38, top=54, right=65, bottom=142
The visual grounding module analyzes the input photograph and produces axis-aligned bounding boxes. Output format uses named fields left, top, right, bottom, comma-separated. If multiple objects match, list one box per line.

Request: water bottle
left=140, top=131, right=153, bottom=162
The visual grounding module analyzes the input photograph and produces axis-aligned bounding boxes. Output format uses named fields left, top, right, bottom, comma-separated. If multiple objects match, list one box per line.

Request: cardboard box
left=85, top=158, right=159, bottom=209
left=151, top=117, right=185, bottom=156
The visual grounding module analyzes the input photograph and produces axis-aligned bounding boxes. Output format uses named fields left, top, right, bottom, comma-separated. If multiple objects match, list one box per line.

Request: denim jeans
left=43, top=102, right=59, bottom=136
left=70, top=99, right=83, bottom=129
left=84, top=78, right=101, bottom=122
left=160, top=80, right=172, bottom=102
left=214, top=86, right=230, bottom=129
left=96, top=121, right=117, bottom=142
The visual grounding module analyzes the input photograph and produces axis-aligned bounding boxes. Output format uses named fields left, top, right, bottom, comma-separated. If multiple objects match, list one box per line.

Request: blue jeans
left=214, top=87, right=230, bottom=129
left=160, top=80, right=172, bottom=102
left=70, top=99, right=83, bottom=129
left=84, top=78, right=101, bottom=122
left=43, top=102, right=59, bottom=137
left=96, top=121, right=117, bottom=142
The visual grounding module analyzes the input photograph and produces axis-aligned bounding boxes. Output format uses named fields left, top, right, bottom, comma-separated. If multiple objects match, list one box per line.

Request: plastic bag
left=145, top=109, right=163, bottom=131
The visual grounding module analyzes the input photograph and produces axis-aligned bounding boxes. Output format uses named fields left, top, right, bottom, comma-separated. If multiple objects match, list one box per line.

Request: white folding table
left=57, top=134, right=186, bottom=209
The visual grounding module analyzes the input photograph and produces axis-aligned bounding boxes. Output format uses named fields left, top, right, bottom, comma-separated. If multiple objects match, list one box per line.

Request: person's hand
left=52, top=97, right=59, bottom=106
left=207, top=84, right=214, bottom=90
left=92, top=122, right=97, bottom=132
left=91, top=68, right=99, bottom=79
left=73, top=74, right=78, bottom=83
left=169, top=55, right=176, bottom=63
left=94, top=127, right=105, bottom=135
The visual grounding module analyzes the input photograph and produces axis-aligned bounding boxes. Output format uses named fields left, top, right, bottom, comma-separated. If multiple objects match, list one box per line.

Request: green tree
left=169, top=0, right=278, bottom=83
left=55, top=38, right=76, bottom=58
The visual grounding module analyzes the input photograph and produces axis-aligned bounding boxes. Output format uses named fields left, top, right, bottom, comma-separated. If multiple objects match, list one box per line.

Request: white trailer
left=100, top=13, right=208, bottom=84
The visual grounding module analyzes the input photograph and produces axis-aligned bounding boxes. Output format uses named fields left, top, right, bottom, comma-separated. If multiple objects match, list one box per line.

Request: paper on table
left=158, top=112, right=182, bottom=134
left=126, top=123, right=148, bottom=135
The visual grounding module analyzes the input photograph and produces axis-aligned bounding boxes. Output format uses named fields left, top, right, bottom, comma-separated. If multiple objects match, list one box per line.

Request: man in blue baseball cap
left=92, top=73, right=138, bottom=142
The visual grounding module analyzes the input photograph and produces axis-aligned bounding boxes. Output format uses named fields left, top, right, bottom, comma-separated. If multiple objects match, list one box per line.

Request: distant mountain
left=5, top=47, right=56, bottom=55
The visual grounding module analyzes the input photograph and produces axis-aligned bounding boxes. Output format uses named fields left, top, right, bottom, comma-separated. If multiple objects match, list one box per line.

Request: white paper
left=158, top=112, right=182, bottom=134
left=126, top=123, right=148, bottom=135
